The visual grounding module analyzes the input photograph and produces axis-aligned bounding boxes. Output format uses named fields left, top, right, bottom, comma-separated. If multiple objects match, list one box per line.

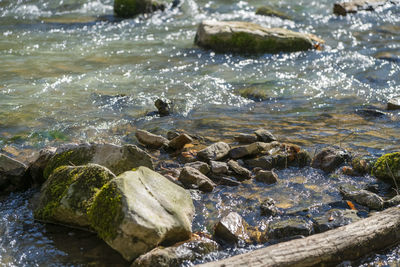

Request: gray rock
left=194, top=20, right=324, bottom=54
left=184, top=161, right=210, bottom=175
left=333, top=0, right=392, bottom=16
left=34, top=164, right=116, bottom=227
left=234, top=133, right=258, bottom=144
left=227, top=160, right=251, bottom=180
left=388, top=97, right=400, bottom=110
left=168, top=133, right=193, bottom=150
left=154, top=99, right=171, bottom=117
left=245, top=150, right=311, bottom=170
left=197, top=142, right=230, bottom=162
left=313, top=209, right=361, bottom=233
left=260, top=198, right=279, bottom=216
left=255, top=6, right=291, bottom=20
left=178, top=166, right=216, bottom=192
left=210, top=161, right=229, bottom=174
left=28, top=147, right=56, bottom=186
left=0, top=153, right=28, bottom=194
left=167, top=131, right=180, bottom=140
left=384, top=195, right=400, bottom=208
left=254, top=170, right=278, bottom=184
left=339, top=187, right=384, bottom=210
left=254, top=129, right=277, bottom=143
left=214, top=212, right=250, bottom=244
left=136, top=129, right=169, bottom=148
left=131, top=236, right=219, bottom=267
left=268, top=217, right=313, bottom=240
left=88, top=167, right=194, bottom=261
left=229, top=142, right=267, bottom=159
left=43, top=143, right=153, bottom=179
left=312, top=147, right=350, bottom=173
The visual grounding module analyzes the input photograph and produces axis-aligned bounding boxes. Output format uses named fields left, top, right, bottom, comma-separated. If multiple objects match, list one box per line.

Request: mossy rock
left=114, top=0, right=166, bottom=18
left=255, top=6, right=292, bottom=20
left=235, top=87, right=269, bottom=102
left=89, top=167, right=195, bottom=261
left=372, top=152, right=400, bottom=183
left=34, top=164, right=116, bottom=227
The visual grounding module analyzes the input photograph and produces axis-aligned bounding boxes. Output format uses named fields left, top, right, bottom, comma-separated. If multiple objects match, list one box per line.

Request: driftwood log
left=199, top=207, right=400, bottom=267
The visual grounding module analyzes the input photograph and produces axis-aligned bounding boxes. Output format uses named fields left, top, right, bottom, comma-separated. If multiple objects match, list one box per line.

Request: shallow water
left=0, top=0, right=399, bottom=266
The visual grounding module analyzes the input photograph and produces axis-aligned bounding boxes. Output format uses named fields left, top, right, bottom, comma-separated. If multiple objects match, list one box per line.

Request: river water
left=0, top=0, right=399, bottom=266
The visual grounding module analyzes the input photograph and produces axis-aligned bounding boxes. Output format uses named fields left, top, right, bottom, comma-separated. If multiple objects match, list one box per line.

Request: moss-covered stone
left=372, top=152, right=400, bottom=183
left=235, top=87, right=269, bottom=102
left=114, top=0, right=165, bottom=18
left=255, top=6, right=292, bottom=20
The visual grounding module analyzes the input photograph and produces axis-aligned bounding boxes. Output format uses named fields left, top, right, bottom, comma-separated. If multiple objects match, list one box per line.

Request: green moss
left=114, top=0, right=164, bottom=18
left=372, top=152, right=400, bottom=181
left=88, top=182, right=124, bottom=241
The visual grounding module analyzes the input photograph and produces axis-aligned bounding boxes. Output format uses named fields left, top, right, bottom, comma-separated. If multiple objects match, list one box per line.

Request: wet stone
left=178, top=166, right=216, bottom=192
left=339, top=187, right=384, bottom=210
left=229, top=142, right=266, bottom=159
left=260, top=197, right=279, bottom=216
left=168, top=133, right=193, bottom=150
left=313, top=209, right=361, bottom=233
left=214, top=212, right=250, bottom=244
left=227, top=160, right=252, bottom=180
left=333, top=0, right=392, bottom=15
left=387, top=97, right=400, bottom=110
left=312, top=147, right=350, bottom=173
left=184, top=161, right=210, bottom=175
left=268, top=217, right=313, bottom=240
left=197, top=142, right=230, bottom=162
left=384, top=195, right=400, bottom=208
left=210, top=161, right=229, bottom=174
left=154, top=99, right=171, bottom=117
left=135, top=129, right=169, bottom=148
left=28, top=147, right=57, bottom=186
left=254, top=128, right=277, bottom=143
left=254, top=170, right=278, bottom=185
left=234, top=133, right=258, bottom=144
left=255, top=6, right=291, bottom=20
left=0, top=153, right=28, bottom=194
left=167, top=131, right=180, bottom=140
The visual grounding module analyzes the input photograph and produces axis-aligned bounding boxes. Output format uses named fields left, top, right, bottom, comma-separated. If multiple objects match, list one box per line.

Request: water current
left=0, top=0, right=399, bottom=266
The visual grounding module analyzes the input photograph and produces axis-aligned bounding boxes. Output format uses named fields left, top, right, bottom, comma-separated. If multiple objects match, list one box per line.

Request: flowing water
left=0, top=0, right=399, bottom=266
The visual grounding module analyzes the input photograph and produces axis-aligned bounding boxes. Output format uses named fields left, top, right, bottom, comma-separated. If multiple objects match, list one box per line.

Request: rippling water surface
left=0, top=0, right=399, bottom=266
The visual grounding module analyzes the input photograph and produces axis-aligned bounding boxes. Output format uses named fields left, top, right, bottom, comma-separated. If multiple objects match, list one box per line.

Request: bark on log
left=198, top=207, right=400, bottom=267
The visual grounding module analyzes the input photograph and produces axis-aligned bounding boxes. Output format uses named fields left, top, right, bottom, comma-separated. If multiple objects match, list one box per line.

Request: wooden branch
left=198, top=207, right=400, bottom=267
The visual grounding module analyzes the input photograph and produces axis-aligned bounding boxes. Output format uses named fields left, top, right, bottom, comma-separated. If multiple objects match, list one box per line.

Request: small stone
left=135, top=129, right=169, bottom=148
left=154, top=99, right=171, bottom=117
left=268, top=217, right=313, bottom=240
left=184, top=161, right=210, bottom=175
left=254, top=129, right=277, bottom=143
left=227, top=160, right=251, bottom=180
left=214, top=212, right=250, bottom=244
left=234, top=133, right=258, bottom=144
left=167, top=131, right=180, bottom=140
left=229, top=142, right=266, bottom=159
left=197, top=142, right=230, bottom=162
left=260, top=198, right=279, bottom=216
left=178, top=167, right=216, bottom=192
left=312, top=147, right=350, bottom=173
left=388, top=97, right=400, bottom=110
left=168, top=133, right=193, bottom=150
left=210, top=161, right=229, bottom=174
left=254, top=170, right=278, bottom=184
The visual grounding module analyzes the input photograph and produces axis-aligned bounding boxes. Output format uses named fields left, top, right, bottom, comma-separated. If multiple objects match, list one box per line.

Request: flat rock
left=197, top=142, right=230, bottom=162
left=312, top=147, right=350, bottom=173
left=43, top=143, right=153, bottom=179
left=210, top=161, right=229, bottom=174
left=268, top=217, right=313, bottom=240
left=387, top=97, right=400, bottom=110
left=313, top=209, right=361, bottom=233
left=333, top=0, right=392, bottom=15
left=0, top=153, right=28, bottom=194
left=339, top=187, right=384, bottom=210
left=88, top=167, right=194, bottom=261
left=194, top=20, right=324, bottom=54
left=254, top=170, right=278, bottom=184
left=229, top=142, right=268, bottom=159
left=168, top=133, right=193, bottom=150
left=227, top=160, right=252, bottom=180
left=254, top=128, right=277, bottom=143
left=179, top=166, right=216, bottom=192
left=234, top=133, right=258, bottom=144
left=255, top=6, right=291, bottom=20
left=136, top=129, right=169, bottom=148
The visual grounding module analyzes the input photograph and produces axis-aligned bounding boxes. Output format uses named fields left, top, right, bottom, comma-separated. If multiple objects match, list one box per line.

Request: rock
left=229, top=142, right=268, bottom=159
left=235, top=87, right=269, bottom=102
left=194, top=20, right=324, bottom=54
left=255, top=6, right=291, bottom=20
left=254, top=170, right=278, bottom=184
left=260, top=198, right=279, bottom=216
left=136, top=129, right=169, bottom=148
left=210, top=175, right=241, bottom=186
left=34, top=164, right=116, bottom=227
left=333, top=0, right=392, bottom=15
left=268, top=217, right=313, bottom=240
left=210, top=161, right=229, bottom=174
left=234, top=133, right=258, bottom=144
left=0, top=154, right=28, bottom=194
left=168, top=133, right=193, bottom=150
left=355, top=108, right=387, bottom=118
left=154, top=99, right=171, bottom=117
left=214, top=212, right=250, bottom=244
left=351, top=155, right=375, bottom=175
left=384, top=195, right=400, bottom=208
left=227, top=160, right=252, bottom=180
left=43, top=143, right=153, bottom=179
left=339, top=187, right=384, bottom=210
left=313, top=209, right=361, bottom=233
left=184, top=161, right=210, bottom=175
left=131, top=235, right=219, bottom=267
left=312, top=147, right=350, bottom=173
left=197, top=142, right=230, bottom=162
left=376, top=52, right=400, bottom=63
left=88, top=167, right=194, bottom=261
left=167, top=131, right=180, bottom=140
left=372, top=152, right=400, bottom=184
left=254, top=128, right=277, bottom=143
left=114, top=0, right=167, bottom=18
left=28, top=147, right=56, bottom=186
left=388, top=97, right=400, bottom=110
left=178, top=167, right=216, bottom=192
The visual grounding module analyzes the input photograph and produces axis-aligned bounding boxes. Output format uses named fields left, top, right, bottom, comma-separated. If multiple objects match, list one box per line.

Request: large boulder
left=194, top=20, right=324, bottom=54
left=34, top=164, right=116, bottom=227
left=88, top=167, right=195, bottom=261
left=0, top=153, right=28, bottom=194
left=43, top=143, right=153, bottom=179
left=114, top=0, right=167, bottom=18
left=372, top=152, right=400, bottom=184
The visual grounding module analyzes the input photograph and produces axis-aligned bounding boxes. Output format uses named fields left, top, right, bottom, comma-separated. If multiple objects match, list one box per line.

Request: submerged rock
left=197, top=142, right=230, bottom=162
left=154, top=99, right=171, bottom=117
left=255, top=6, right=291, bottom=20
left=351, top=155, right=375, bottom=175
left=372, top=152, right=400, bottom=184
left=339, top=187, right=384, bottom=210
left=114, top=0, right=167, bottom=18
left=131, top=235, right=219, bottom=267
left=34, top=164, right=115, bottom=227
left=194, top=20, right=324, bottom=54
left=235, top=87, right=269, bottom=102
left=136, top=129, right=169, bottom=148
left=254, top=170, right=278, bottom=184
left=178, top=166, right=216, bottom=192
left=333, top=0, right=393, bottom=15
left=0, top=153, right=28, bottom=194
left=88, top=167, right=194, bottom=261
left=312, top=147, right=350, bottom=173
left=376, top=52, right=400, bottom=63
left=387, top=97, right=400, bottom=110
left=268, top=217, right=313, bottom=240
left=313, top=209, right=361, bottom=233
left=43, top=143, right=153, bottom=179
